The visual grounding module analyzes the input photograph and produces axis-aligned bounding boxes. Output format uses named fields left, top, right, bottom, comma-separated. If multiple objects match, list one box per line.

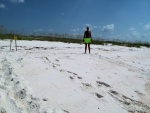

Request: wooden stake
left=10, top=35, right=17, bottom=51
left=15, top=39, right=17, bottom=51
left=10, top=39, right=12, bottom=51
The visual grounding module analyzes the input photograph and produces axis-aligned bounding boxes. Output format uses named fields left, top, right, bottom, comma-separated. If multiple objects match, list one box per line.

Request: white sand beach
left=0, top=40, right=150, bottom=113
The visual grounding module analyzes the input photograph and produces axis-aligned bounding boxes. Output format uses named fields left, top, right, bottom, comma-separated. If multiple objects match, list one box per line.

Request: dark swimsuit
left=84, top=31, right=91, bottom=43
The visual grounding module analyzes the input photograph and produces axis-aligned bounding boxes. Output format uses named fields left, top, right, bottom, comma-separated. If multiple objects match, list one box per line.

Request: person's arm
left=90, top=31, right=92, bottom=41
left=83, top=31, right=86, bottom=42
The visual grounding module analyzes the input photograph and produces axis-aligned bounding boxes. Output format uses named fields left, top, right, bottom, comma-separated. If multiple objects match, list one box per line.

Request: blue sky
left=0, top=0, right=150, bottom=42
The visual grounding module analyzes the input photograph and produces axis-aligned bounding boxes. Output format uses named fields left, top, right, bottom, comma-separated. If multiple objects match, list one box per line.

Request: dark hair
left=86, top=27, right=89, bottom=29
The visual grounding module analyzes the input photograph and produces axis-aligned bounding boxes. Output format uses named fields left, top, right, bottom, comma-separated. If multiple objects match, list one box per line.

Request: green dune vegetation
left=0, top=33, right=150, bottom=48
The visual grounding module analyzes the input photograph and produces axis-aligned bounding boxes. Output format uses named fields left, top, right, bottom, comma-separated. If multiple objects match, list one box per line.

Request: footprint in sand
left=55, top=59, right=59, bottom=62
left=15, top=89, right=27, bottom=99
left=0, top=107, right=7, bottom=113
left=96, top=81, right=111, bottom=87
left=60, top=69, right=65, bottom=72
left=69, top=76, right=74, bottom=80
left=82, top=83, right=92, bottom=87
left=27, top=101, right=40, bottom=112
left=0, top=84, right=7, bottom=90
left=17, top=58, right=23, bottom=62
left=0, top=58, right=69, bottom=113
left=67, top=71, right=77, bottom=75
left=66, top=71, right=83, bottom=80
left=134, top=90, right=145, bottom=96
left=109, top=90, right=150, bottom=113
left=77, top=76, right=82, bottom=79
left=95, top=92, right=103, bottom=98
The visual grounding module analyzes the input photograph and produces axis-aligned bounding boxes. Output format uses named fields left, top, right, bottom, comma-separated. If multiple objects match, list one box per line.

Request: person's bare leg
left=85, top=44, right=87, bottom=54
left=88, top=44, right=90, bottom=54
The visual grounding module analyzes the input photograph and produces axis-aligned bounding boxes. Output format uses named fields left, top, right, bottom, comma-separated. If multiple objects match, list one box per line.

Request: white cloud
left=128, top=28, right=135, bottom=31
left=34, top=29, right=44, bottom=32
left=128, top=28, right=141, bottom=39
left=102, top=24, right=114, bottom=32
left=0, top=3, right=6, bottom=9
left=83, top=24, right=101, bottom=31
left=71, top=29, right=76, bottom=32
left=10, top=0, right=24, bottom=3
left=82, top=28, right=86, bottom=31
left=144, top=23, right=150, bottom=30
left=48, top=29, right=54, bottom=32
left=71, top=28, right=79, bottom=32
left=142, top=33, right=150, bottom=37
left=85, top=24, right=91, bottom=27
left=132, top=31, right=140, bottom=37
left=82, top=27, right=92, bottom=31
left=93, top=26, right=97, bottom=28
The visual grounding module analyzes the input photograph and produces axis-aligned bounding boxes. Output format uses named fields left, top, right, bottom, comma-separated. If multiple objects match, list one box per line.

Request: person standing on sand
left=83, top=26, right=92, bottom=54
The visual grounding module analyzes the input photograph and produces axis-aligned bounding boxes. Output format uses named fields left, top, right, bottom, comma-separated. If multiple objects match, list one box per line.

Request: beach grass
left=0, top=34, right=150, bottom=48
